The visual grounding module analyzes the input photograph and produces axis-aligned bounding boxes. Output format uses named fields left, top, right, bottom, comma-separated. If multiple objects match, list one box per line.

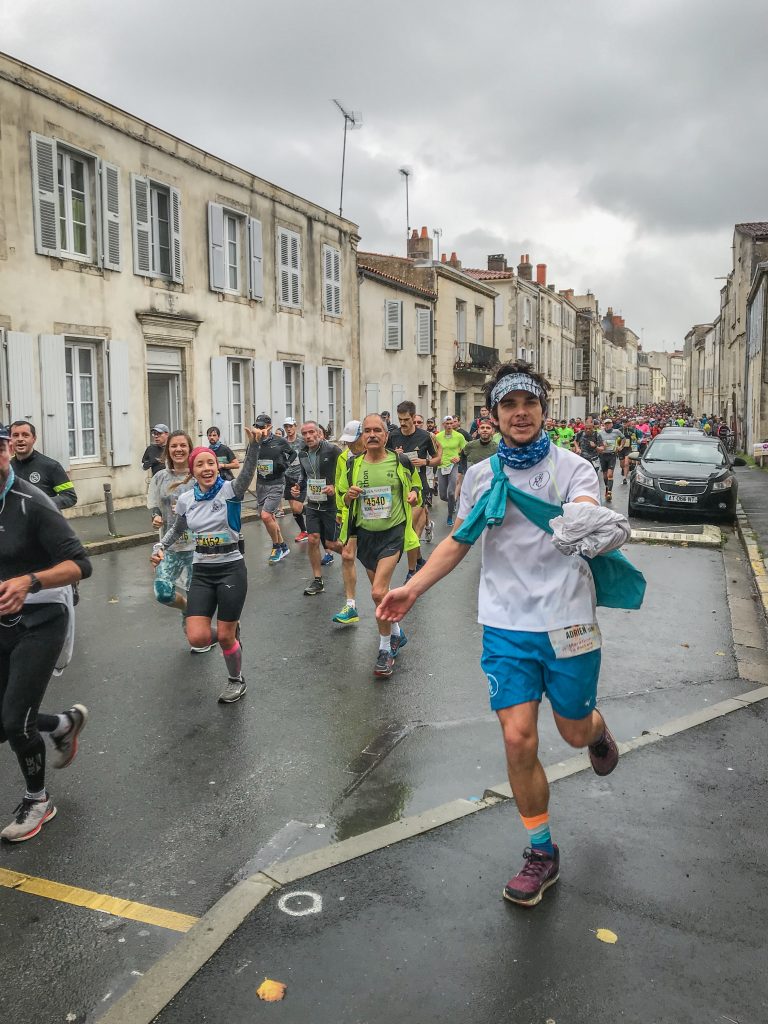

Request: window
left=475, top=307, right=484, bottom=345
left=574, top=349, right=584, bottom=380
left=131, top=174, right=182, bottom=282
left=208, top=204, right=263, bottom=299
left=65, top=342, right=99, bottom=460
left=229, top=360, right=245, bottom=439
left=322, top=244, right=342, bottom=316
left=385, top=300, right=403, bottom=350
left=57, top=150, right=91, bottom=259
left=226, top=213, right=240, bottom=292
left=456, top=300, right=467, bottom=345
left=523, top=297, right=532, bottom=328
left=284, top=363, right=303, bottom=421
left=278, top=227, right=302, bottom=308
left=31, top=133, right=121, bottom=270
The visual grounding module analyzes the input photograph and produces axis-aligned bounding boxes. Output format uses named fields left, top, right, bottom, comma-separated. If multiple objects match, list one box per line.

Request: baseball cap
left=254, top=414, right=272, bottom=428
left=0, top=424, right=10, bottom=440
left=339, top=419, right=362, bottom=442
left=151, top=423, right=170, bottom=434
left=442, top=415, right=453, bottom=423
left=283, top=416, right=297, bottom=426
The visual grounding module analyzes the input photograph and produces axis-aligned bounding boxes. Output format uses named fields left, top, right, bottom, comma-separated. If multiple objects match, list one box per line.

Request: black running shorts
left=305, top=504, right=340, bottom=546
left=186, top=560, right=247, bottom=621
left=355, top=523, right=406, bottom=573
left=599, top=452, right=617, bottom=472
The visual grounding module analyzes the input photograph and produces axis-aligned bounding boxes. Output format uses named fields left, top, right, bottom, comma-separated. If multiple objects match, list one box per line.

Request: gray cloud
left=5, top=0, right=766, bottom=350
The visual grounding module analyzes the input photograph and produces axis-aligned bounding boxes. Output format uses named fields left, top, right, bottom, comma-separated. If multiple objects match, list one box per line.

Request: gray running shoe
left=190, top=643, right=215, bottom=654
left=374, top=649, right=394, bottom=678
left=1, top=795, right=57, bottom=843
left=48, top=704, right=88, bottom=770
left=218, top=677, right=247, bottom=703
left=303, top=578, right=324, bottom=596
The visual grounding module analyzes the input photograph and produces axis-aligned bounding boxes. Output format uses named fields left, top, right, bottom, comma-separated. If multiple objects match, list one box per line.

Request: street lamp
left=332, top=99, right=362, bottom=219
left=399, top=166, right=412, bottom=253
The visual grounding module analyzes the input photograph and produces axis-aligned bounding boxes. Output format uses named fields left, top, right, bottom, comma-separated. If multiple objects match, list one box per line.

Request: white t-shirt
left=457, top=446, right=600, bottom=632
left=174, top=481, right=242, bottom=565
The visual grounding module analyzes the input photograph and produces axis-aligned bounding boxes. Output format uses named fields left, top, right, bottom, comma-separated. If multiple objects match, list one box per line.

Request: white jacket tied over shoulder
left=549, top=502, right=631, bottom=559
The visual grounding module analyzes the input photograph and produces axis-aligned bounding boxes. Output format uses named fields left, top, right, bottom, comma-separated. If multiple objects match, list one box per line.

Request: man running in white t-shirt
left=378, top=360, right=624, bottom=907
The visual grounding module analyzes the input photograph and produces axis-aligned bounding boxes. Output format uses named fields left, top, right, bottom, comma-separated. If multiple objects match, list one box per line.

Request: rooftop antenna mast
left=333, top=99, right=362, bottom=219
left=399, top=166, right=412, bottom=254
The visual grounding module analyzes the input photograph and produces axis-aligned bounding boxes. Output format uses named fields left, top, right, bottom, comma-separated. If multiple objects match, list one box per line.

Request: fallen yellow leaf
left=257, top=978, right=287, bottom=1002
left=595, top=928, right=618, bottom=944
left=680, top=643, right=689, bottom=648
left=714, top=651, right=726, bottom=657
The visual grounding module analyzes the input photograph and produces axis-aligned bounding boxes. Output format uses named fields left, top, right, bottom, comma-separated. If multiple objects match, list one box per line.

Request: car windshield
left=645, top=441, right=726, bottom=466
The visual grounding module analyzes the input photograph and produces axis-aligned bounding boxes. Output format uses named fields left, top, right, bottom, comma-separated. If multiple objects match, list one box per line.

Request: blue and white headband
left=490, top=373, right=545, bottom=407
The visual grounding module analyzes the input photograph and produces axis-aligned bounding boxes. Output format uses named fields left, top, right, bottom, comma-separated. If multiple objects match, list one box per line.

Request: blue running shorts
left=480, top=624, right=601, bottom=721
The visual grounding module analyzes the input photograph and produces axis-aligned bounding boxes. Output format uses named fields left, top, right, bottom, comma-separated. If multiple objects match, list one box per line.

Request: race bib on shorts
left=195, top=531, right=230, bottom=549
left=361, top=485, right=393, bottom=520
left=439, top=465, right=454, bottom=476
left=307, top=477, right=327, bottom=502
left=548, top=623, right=602, bottom=659
left=257, top=459, right=273, bottom=477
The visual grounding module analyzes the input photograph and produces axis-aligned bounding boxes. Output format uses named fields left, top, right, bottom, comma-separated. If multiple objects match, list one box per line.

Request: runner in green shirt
left=435, top=416, right=467, bottom=525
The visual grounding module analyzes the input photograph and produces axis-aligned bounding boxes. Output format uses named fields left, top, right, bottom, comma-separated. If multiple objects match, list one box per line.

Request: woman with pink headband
left=151, top=426, right=260, bottom=703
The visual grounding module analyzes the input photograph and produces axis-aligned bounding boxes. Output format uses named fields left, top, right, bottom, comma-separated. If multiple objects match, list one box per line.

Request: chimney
left=408, top=226, right=433, bottom=261
left=487, top=253, right=508, bottom=272
left=612, top=315, right=622, bottom=328
left=517, top=254, right=533, bottom=281
left=440, top=252, right=448, bottom=263
left=448, top=251, right=462, bottom=270
left=564, top=288, right=574, bottom=301
left=536, top=263, right=547, bottom=287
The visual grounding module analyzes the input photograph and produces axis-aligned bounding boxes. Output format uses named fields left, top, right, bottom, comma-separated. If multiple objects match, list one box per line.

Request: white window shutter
left=100, top=160, right=122, bottom=271
left=278, top=229, right=290, bottom=304
left=247, top=218, right=264, bottom=300
left=322, top=244, right=333, bottom=313
left=391, top=384, right=406, bottom=411
left=30, top=133, right=59, bottom=256
left=131, top=174, right=152, bottom=276
left=107, top=339, right=132, bottom=466
left=290, top=233, right=301, bottom=306
left=303, top=362, right=318, bottom=422
left=252, top=359, right=270, bottom=421
left=210, top=356, right=229, bottom=427
left=332, top=247, right=341, bottom=315
left=208, top=202, right=225, bottom=292
left=38, top=334, right=69, bottom=468
left=6, top=332, right=42, bottom=425
left=343, top=368, right=352, bottom=423
left=384, top=300, right=403, bottom=350
left=365, top=382, right=380, bottom=415
left=316, top=365, right=329, bottom=424
left=494, top=294, right=504, bottom=326
left=170, top=187, right=183, bottom=283
left=416, top=307, right=432, bottom=355
left=270, top=360, right=286, bottom=423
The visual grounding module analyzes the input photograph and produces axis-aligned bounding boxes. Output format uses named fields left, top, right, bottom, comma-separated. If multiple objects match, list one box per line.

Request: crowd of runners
left=1, top=363, right=649, bottom=911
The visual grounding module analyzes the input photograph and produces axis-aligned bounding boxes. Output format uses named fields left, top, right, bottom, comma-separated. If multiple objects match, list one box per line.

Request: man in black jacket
left=0, top=424, right=92, bottom=843
left=253, top=414, right=295, bottom=564
left=10, top=421, right=77, bottom=510
left=291, top=421, right=343, bottom=595
left=141, top=424, right=169, bottom=476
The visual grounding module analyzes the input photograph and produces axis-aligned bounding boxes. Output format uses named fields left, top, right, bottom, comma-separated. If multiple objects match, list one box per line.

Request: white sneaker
left=1, top=795, right=57, bottom=842
left=48, top=704, right=88, bottom=770
left=190, top=643, right=215, bottom=654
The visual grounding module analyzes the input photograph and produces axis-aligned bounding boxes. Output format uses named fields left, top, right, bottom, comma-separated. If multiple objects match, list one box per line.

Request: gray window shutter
left=208, top=202, right=225, bottom=292
left=304, top=362, right=318, bottom=421
left=100, top=161, right=122, bottom=271
left=322, top=244, right=333, bottom=313
left=391, top=384, right=406, bottom=411
left=6, top=332, right=42, bottom=425
left=252, top=359, right=270, bottom=422
left=107, top=339, right=132, bottom=466
left=290, top=233, right=301, bottom=306
left=365, top=382, right=380, bottom=415
left=38, top=334, right=70, bottom=468
left=210, top=355, right=229, bottom=428
left=247, top=217, right=264, bottom=300
left=278, top=229, right=291, bottom=304
left=270, top=360, right=287, bottom=423
left=316, top=365, right=329, bottom=423
left=384, top=300, right=403, bottom=350
left=332, top=248, right=341, bottom=315
left=131, top=174, right=152, bottom=276
left=343, top=368, right=352, bottom=423
left=170, top=187, right=183, bottom=283
left=416, top=307, right=432, bottom=355
left=494, top=294, right=504, bottom=326
left=30, top=133, right=59, bottom=256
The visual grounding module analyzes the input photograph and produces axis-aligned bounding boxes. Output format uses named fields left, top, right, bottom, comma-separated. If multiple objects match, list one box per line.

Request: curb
left=97, top=681, right=768, bottom=1024
left=735, top=500, right=768, bottom=622
left=629, top=524, right=721, bottom=547
left=80, top=510, right=262, bottom=555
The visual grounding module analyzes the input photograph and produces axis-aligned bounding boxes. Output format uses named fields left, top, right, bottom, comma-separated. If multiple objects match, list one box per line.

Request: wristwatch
left=28, top=573, right=42, bottom=594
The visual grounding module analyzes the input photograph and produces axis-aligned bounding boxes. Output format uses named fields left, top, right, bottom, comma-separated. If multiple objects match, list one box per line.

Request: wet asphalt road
left=0, top=481, right=749, bottom=1022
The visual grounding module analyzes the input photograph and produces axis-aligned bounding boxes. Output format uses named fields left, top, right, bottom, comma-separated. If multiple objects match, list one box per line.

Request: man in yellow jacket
left=340, top=414, right=421, bottom=678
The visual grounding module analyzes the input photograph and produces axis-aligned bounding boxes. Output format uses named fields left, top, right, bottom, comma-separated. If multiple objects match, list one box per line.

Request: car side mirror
left=628, top=452, right=640, bottom=461
left=733, top=457, right=747, bottom=467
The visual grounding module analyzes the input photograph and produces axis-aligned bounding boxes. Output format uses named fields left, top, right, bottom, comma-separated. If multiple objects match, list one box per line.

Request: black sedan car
left=628, top=436, right=745, bottom=521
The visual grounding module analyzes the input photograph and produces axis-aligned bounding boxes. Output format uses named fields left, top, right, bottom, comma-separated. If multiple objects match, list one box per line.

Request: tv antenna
left=332, top=99, right=362, bottom=218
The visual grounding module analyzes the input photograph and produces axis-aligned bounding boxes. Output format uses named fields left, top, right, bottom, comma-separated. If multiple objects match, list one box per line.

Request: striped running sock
left=520, top=811, right=554, bottom=856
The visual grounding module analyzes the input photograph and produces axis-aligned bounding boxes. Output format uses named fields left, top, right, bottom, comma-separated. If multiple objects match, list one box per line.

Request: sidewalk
left=735, top=465, right=768, bottom=619
left=101, top=689, right=768, bottom=1024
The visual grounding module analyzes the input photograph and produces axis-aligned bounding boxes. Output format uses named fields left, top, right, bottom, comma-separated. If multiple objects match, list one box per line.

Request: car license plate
left=665, top=494, right=698, bottom=503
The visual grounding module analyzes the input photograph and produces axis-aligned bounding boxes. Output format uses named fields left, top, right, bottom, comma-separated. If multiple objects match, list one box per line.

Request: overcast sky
left=4, top=0, right=766, bottom=351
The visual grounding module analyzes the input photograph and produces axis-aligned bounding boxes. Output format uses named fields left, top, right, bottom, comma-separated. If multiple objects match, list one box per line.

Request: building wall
left=358, top=275, right=434, bottom=417
left=0, top=54, right=359, bottom=512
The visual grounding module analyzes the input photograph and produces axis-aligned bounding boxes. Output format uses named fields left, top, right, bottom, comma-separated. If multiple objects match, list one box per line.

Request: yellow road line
left=0, top=867, right=199, bottom=933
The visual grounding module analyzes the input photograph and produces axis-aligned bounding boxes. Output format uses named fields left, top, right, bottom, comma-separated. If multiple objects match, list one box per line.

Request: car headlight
left=634, top=469, right=654, bottom=487
left=712, top=477, right=733, bottom=491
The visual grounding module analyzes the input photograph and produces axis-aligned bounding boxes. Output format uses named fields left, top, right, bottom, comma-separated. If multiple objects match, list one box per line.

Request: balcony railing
left=454, top=341, right=498, bottom=371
